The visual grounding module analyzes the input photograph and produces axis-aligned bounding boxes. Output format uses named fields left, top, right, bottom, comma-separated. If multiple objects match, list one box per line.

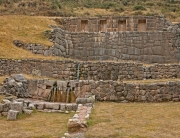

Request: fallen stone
left=7, top=110, right=19, bottom=120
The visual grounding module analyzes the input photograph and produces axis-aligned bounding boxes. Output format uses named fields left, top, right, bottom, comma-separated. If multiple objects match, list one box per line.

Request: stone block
left=35, top=102, right=45, bottom=110
left=76, top=98, right=87, bottom=104
left=10, top=102, right=23, bottom=113
left=66, top=104, right=72, bottom=111
left=72, top=104, right=78, bottom=111
left=7, top=110, right=19, bottom=120
left=45, top=103, right=60, bottom=110
left=60, top=104, right=66, bottom=111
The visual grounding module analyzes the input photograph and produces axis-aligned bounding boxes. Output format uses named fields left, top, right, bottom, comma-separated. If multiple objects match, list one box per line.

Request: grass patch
left=85, top=102, right=180, bottom=138
left=0, top=15, right=64, bottom=59
left=0, top=112, right=73, bottom=138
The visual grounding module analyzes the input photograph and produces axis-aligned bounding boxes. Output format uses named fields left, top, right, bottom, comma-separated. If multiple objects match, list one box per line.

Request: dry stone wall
left=0, top=59, right=180, bottom=81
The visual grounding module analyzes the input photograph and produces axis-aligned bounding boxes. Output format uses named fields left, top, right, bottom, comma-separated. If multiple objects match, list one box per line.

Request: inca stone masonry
left=14, top=16, right=180, bottom=63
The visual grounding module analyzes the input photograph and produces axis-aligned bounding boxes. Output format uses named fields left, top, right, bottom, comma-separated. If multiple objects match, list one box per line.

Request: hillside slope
left=0, top=0, right=180, bottom=21
left=0, top=15, right=60, bottom=59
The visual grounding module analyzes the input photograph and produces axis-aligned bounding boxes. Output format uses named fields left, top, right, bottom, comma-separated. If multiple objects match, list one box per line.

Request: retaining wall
left=27, top=79, right=180, bottom=102
left=53, top=28, right=180, bottom=63
left=0, top=59, right=180, bottom=81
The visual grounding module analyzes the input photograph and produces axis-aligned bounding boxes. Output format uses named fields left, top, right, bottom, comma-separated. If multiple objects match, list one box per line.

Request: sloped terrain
left=0, top=0, right=180, bottom=21
left=0, top=15, right=61, bottom=59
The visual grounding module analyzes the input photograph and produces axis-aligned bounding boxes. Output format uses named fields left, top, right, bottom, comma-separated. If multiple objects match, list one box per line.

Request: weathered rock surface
left=7, top=110, right=19, bottom=120
left=1, top=74, right=29, bottom=98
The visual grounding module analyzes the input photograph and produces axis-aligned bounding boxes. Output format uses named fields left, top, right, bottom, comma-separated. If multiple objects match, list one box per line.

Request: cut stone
left=45, top=103, right=60, bottom=110
left=10, top=102, right=23, bottom=113
left=7, top=110, right=19, bottom=120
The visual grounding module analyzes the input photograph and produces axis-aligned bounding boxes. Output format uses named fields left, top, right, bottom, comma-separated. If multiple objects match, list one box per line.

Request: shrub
left=133, top=5, right=146, bottom=11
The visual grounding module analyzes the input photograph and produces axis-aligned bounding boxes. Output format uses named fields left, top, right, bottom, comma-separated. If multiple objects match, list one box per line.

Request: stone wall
left=53, top=28, right=179, bottom=63
left=27, top=79, right=180, bottom=102
left=13, top=18, right=180, bottom=64
left=62, top=16, right=170, bottom=32
left=0, top=59, right=180, bottom=81
left=13, top=40, right=54, bottom=56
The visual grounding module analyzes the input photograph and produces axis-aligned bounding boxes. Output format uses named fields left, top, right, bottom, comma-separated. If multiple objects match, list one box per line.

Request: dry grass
left=86, top=102, right=180, bottom=138
left=0, top=15, right=64, bottom=59
left=0, top=112, right=73, bottom=138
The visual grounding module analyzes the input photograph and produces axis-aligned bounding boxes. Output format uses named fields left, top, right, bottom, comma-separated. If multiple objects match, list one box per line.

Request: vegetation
left=0, top=0, right=179, bottom=21
left=0, top=15, right=63, bottom=59
left=0, top=112, right=73, bottom=138
left=85, top=102, right=180, bottom=138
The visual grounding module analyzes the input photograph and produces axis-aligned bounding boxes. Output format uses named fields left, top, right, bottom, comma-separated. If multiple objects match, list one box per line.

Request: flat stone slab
left=7, top=110, right=19, bottom=120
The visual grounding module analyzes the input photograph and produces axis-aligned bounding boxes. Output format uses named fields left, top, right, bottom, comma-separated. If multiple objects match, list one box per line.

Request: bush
left=133, top=5, right=146, bottom=11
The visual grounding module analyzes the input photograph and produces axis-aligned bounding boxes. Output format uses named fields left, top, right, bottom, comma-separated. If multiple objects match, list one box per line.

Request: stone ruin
left=14, top=16, right=180, bottom=63
left=1, top=15, right=180, bottom=137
